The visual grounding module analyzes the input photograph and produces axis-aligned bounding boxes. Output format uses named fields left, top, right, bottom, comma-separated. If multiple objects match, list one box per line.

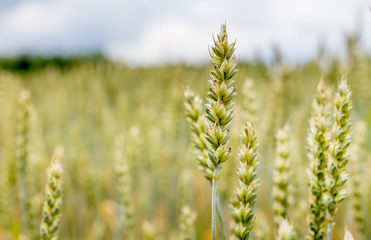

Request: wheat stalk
left=327, top=77, right=352, bottom=239
left=114, top=134, right=134, bottom=239
left=273, top=124, right=292, bottom=227
left=204, top=23, right=237, bottom=240
left=15, top=90, right=31, bottom=237
left=184, top=89, right=227, bottom=239
left=231, top=121, right=259, bottom=240
left=40, top=153, right=64, bottom=240
left=306, top=80, right=332, bottom=240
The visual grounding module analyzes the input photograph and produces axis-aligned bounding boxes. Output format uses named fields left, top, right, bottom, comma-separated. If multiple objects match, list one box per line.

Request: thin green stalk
left=216, top=196, right=226, bottom=240
left=327, top=221, right=332, bottom=240
left=212, top=173, right=218, bottom=240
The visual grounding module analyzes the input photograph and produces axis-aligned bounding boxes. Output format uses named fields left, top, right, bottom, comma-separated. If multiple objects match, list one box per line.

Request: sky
left=0, top=0, right=370, bottom=66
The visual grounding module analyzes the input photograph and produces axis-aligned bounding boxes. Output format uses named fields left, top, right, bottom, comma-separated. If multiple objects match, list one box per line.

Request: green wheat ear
left=306, top=80, right=332, bottom=240
left=231, top=121, right=259, bottom=240
left=327, top=77, right=352, bottom=239
left=327, top=77, right=352, bottom=217
left=204, top=23, right=237, bottom=178
left=40, top=150, right=64, bottom=240
left=184, top=89, right=213, bottom=181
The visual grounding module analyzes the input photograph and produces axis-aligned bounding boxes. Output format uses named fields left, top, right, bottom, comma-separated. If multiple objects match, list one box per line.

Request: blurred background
left=0, top=1, right=370, bottom=240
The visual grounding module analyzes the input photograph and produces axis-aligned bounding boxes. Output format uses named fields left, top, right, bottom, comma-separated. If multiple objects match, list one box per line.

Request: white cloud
left=105, top=19, right=211, bottom=66
left=0, top=0, right=370, bottom=65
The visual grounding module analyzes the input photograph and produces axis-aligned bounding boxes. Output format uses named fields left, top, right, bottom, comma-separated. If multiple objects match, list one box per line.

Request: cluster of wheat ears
left=185, top=24, right=358, bottom=240
left=0, top=23, right=370, bottom=240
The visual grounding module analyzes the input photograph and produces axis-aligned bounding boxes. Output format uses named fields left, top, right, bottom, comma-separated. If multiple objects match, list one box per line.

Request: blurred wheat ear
left=15, top=90, right=31, bottom=238
left=114, top=134, right=134, bottom=239
left=276, top=218, right=297, bottom=240
left=179, top=205, right=196, bottom=240
left=273, top=124, right=292, bottom=228
left=40, top=149, right=64, bottom=240
left=349, top=121, right=367, bottom=238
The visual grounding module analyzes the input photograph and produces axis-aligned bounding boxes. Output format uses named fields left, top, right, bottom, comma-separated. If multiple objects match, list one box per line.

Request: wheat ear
left=349, top=121, right=367, bottom=238
left=205, top=23, right=237, bottom=240
left=327, top=77, right=352, bottom=239
left=184, top=89, right=213, bottom=181
left=40, top=153, right=64, bottom=240
left=114, top=134, right=134, bottom=238
left=273, top=124, right=292, bottom=227
left=306, top=80, right=332, bottom=240
left=231, top=121, right=259, bottom=240
left=15, top=90, right=31, bottom=236
left=241, top=78, right=258, bottom=123
left=184, top=89, right=227, bottom=239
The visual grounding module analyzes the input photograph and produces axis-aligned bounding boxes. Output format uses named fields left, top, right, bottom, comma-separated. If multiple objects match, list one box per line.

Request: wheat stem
left=212, top=168, right=218, bottom=240
left=327, top=221, right=332, bottom=240
left=216, top=196, right=227, bottom=240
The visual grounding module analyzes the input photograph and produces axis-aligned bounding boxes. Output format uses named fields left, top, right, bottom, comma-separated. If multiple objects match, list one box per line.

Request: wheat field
left=0, top=25, right=370, bottom=240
